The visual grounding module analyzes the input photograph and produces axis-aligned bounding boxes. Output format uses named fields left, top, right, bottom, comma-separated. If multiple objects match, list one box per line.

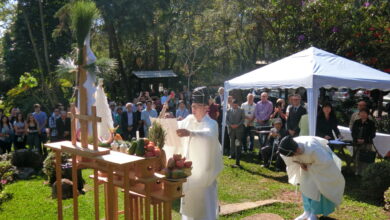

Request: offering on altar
left=162, top=154, right=192, bottom=180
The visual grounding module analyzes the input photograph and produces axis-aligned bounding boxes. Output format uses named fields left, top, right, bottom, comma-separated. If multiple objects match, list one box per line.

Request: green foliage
left=6, top=72, right=38, bottom=97
left=42, top=151, right=71, bottom=184
left=362, top=160, right=390, bottom=201
left=148, top=121, right=167, bottom=149
left=375, top=115, right=390, bottom=134
left=385, top=186, right=390, bottom=211
left=69, top=0, right=99, bottom=64
left=0, top=160, right=16, bottom=191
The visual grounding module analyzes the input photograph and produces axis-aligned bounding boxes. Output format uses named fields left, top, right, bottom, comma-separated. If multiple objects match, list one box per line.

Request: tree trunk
left=106, top=20, right=128, bottom=99
left=22, top=8, right=55, bottom=107
left=38, top=0, right=51, bottom=75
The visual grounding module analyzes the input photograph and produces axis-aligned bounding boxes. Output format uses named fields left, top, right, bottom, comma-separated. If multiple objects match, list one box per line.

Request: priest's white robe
left=178, top=114, right=223, bottom=220
left=281, top=136, right=345, bottom=206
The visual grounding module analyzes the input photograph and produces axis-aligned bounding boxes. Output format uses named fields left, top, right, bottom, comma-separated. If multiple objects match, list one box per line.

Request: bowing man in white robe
left=279, top=136, right=345, bottom=220
left=176, top=87, right=224, bottom=220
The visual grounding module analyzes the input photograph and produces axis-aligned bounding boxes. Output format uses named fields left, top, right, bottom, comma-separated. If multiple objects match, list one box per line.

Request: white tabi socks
left=294, top=211, right=310, bottom=220
left=308, top=213, right=318, bottom=220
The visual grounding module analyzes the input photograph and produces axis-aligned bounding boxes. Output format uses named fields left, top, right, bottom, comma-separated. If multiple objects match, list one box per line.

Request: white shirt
left=241, top=102, right=256, bottom=126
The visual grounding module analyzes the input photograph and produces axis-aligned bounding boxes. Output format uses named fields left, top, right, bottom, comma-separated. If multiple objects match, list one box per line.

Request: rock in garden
left=11, top=149, right=43, bottom=169
left=14, top=167, right=35, bottom=180
left=52, top=178, right=74, bottom=199
left=242, top=213, right=284, bottom=220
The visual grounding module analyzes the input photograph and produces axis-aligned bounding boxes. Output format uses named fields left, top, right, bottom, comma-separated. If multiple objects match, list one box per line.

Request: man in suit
left=121, top=103, right=135, bottom=140
left=286, top=94, right=307, bottom=137
left=56, top=111, right=71, bottom=141
left=226, top=99, right=245, bottom=167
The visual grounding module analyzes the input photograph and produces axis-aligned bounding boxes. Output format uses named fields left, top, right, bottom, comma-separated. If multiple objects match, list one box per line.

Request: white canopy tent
left=223, top=47, right=390, bottom=139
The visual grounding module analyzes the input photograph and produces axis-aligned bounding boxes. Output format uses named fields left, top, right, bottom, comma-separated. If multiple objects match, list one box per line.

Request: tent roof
left=133, top=70, right=177, bottom=79
left=225, top=47, right=390, bottom=91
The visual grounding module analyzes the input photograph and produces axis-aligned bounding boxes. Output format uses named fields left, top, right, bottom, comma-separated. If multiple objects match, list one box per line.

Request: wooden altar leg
left=104, top=184, right=108, bottom=220
left=93, top=168, right=99, bottom=220
left=158, top=203, right=162, bottom=220
left=71, top=154, right=79, bottom=220
left=129, top=195, right=134, bottom=219
left=144, top=184, right=151, bottom=219
left=134, top=196, right=139, bottom=220
left=113, top=187, right=118, bottom=220
left=107, top=165, right=115, bottom=220
left=140, top=197, right=144, bottom=218
left=55, top=151, right=63, bottom=220
left=123, top=166, right=130, bottom=220
left=153, top=203, right=157, bottom=220
left=163, top=202, right=171, bottom=220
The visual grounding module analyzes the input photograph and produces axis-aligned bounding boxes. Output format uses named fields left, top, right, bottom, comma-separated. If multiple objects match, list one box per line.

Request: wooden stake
left=69, top=104, right=77, bottom=146
left=79, top=46, right=88, bottom=148
left=55, top=151, right=63, bottom=220
left=71, top=154, right=79, bottom=220
left=93, top=168, right=99, bottom=220
left=123, top=166, right=130, bottom=220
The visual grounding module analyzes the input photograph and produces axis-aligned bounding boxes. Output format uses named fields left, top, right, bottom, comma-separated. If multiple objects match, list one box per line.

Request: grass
left=0, top=152, right=389, bottom=220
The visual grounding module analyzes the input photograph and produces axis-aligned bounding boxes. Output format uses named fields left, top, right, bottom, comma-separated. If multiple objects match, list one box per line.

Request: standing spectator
left=134, top=102, right=145, bottom=137
left=161, top=89, right=169, bottom=105
left=32, top=104, right=48, bottom=155
left=241, top=93, right=256, bottom=153
left=114, top=107, right=123, bottom=136
left=316, top=103, right=341, bottom=141
left=182, top=85, right=191, bottom=108
left=9, top=108, right=18, bottom=124
left=0, top=116, right=13, bottom=154
left=176, top=100, right=190, bottom=121
left=13, top=113, right=26, bottom=150
left=351, top=109, right=376, bottom=176
left=270, top=99, right=287, bottom=128
left=0, top=109, right=4, bottom=119
left=109, top=102, right=116, bottom=124
left=25, top=113, right=41, bottom=152
left=215, top=87, right=225, bottom=123
left=286, top=94, right=307, bottom=137
left=141, top=100, right=158, bottom=137
left=226, top=99, right=245, bottom=167
left=121, top=103, right=134, bottom=140
left=207, top=97, right=219, bottom=121
left=167, top=91, right=177, bottom=113
left=56, top=111, right=71, bottom=141
left=48, top=108, right=61, bottom=142
left=349, top=100, right=373, bottom=130
left=254, top=92, right=273, bottom=147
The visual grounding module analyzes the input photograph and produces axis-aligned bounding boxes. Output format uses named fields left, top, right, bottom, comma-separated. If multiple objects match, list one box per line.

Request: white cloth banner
left=338, top=126, right=390, bottom=157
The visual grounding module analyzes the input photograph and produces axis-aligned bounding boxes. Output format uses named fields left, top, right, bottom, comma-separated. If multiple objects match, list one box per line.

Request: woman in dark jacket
left=316, top=103, right=341, bottom=140
left=351, top=108, right=376, bottom=176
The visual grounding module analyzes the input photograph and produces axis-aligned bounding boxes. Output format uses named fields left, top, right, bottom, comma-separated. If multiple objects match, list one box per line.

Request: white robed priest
left=176, top=87, right=224, bottom=220
left=278, top=136, right=345, bottom=220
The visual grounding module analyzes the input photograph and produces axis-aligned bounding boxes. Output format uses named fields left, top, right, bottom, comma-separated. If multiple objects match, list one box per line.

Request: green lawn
left=0, top=153, right=388, bottom=220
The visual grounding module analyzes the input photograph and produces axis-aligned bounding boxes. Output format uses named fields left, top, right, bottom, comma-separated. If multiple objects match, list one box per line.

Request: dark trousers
left=242, top=126, right=254, bottom=152
left=260, top=144, right=286, bottom=170
left=229, top=127, right=243, bottom=165
left=14, top=135, right=26, bottom=150
left=0, top=140, right=12, bottom=154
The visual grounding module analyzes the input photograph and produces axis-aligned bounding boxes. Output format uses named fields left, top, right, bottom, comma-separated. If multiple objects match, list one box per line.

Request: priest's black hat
left=192, top=86, right=209, bottom=105
left=278, top=136, right=298, bottom=157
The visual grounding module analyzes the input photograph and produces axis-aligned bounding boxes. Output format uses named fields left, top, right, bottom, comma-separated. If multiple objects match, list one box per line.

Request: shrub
left=0, top=160, right=16, bottom=191
left=11, top=149, right=43, bottom=170
left=385, top=187, right=390, bottom=211
left=362, top=161, right=390, bottom=201
left=43, top=151, right=71, bottom=184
